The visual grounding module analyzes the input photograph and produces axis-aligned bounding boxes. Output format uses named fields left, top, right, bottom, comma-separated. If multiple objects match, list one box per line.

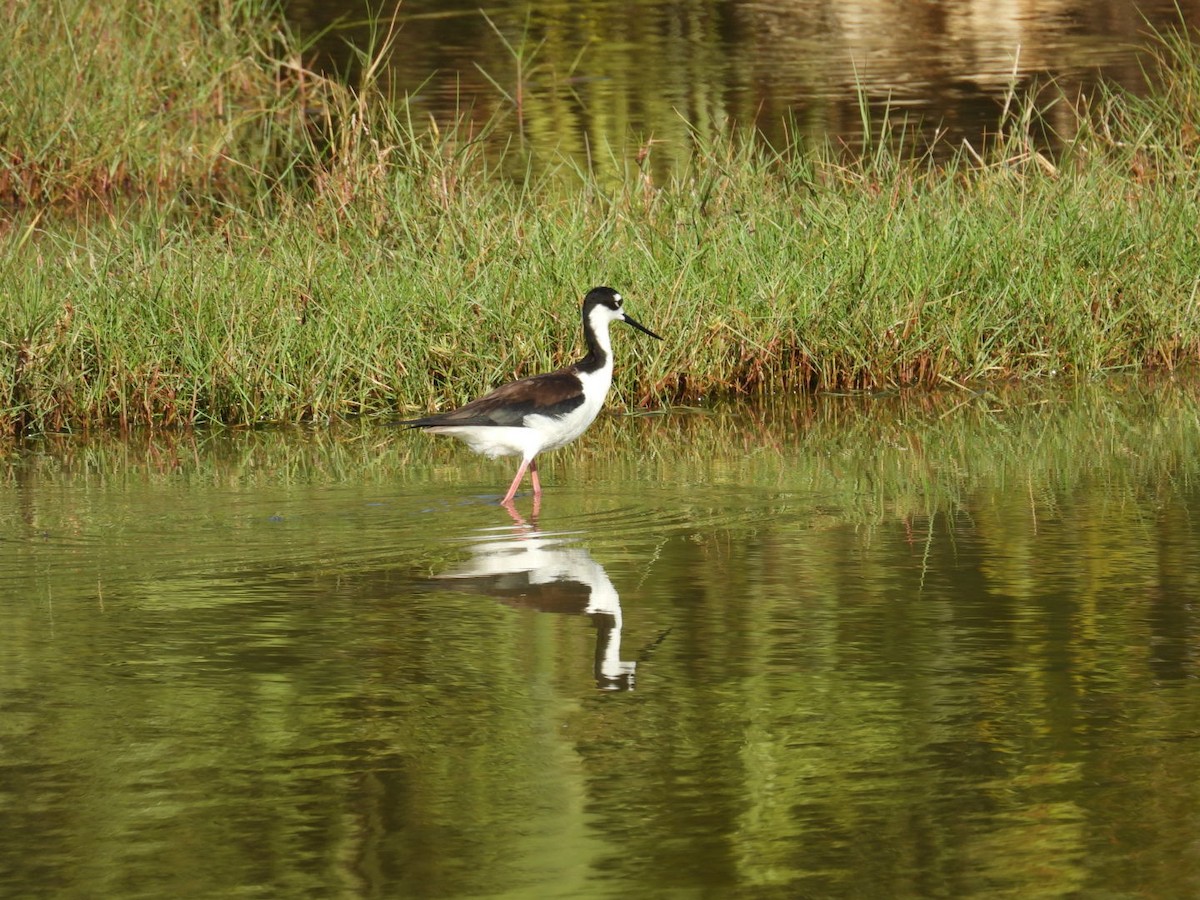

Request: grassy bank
left=3, top=1, right=1200, bottom=436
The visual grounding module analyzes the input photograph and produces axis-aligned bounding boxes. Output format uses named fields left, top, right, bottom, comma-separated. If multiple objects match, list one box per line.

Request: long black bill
left=622, top=313, right=663, bottom=341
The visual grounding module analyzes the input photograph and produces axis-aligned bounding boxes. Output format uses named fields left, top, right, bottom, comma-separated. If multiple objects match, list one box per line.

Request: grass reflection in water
left=2, top=377, right=1200, bottom=897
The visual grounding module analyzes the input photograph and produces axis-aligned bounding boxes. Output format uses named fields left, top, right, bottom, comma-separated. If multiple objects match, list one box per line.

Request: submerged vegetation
left=3, top=0, right=1200, bottom=436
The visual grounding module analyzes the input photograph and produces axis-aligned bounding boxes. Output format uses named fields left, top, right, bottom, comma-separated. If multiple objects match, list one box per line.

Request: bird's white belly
left=427, top=425, right=541, bottom=460
left=525, top=406, right=592, bottom=453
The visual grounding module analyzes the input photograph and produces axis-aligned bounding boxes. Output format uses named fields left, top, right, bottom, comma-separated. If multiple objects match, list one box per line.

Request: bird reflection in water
left=436, top=506, right=637, bottom=691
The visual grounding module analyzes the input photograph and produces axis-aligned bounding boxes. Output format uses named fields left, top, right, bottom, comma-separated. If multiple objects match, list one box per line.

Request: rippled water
left=4, top=380, right=1200, bottom=897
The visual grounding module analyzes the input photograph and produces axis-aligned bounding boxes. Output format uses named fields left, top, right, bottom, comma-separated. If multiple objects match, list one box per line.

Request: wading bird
left=400, top=286, right=661, bottom=504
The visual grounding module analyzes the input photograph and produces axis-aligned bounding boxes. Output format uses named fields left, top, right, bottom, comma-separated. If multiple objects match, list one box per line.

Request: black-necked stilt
left=401, top=286, right=662, bottom=504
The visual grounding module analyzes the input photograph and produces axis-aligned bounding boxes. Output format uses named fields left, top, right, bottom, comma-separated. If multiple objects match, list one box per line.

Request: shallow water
left=3, top=380, right=1200, bottom=898
left=285, top=0, right=1200, bottom=165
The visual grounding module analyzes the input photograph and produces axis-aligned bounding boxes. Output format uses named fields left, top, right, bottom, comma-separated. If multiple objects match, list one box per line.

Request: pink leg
left=502, top=459, right=529, bottom=504
left=529, top=459, right=542, bottom=497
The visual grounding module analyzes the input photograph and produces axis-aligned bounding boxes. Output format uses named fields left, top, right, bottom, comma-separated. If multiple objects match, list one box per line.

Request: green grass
left=0, top=0, right=308, bottom=207
left=3, top=1, right=1200, bottom=436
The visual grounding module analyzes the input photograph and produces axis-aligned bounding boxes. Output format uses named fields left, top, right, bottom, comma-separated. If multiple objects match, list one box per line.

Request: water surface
left=285, top=0, right=1200, bottom=166
left=3, top=380, right=1200, bottom=897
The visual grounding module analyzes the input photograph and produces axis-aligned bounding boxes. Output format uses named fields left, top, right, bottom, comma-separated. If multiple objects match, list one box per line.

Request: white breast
left=526, top=365, right=612, bottom=453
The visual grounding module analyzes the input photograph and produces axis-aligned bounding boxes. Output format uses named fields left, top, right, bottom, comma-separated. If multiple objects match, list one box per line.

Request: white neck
left=582, top=305, right=617, bottom=374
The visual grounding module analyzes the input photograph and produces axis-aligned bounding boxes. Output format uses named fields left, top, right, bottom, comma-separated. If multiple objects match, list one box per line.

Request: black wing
left=401, top=367, right=585, bottom=428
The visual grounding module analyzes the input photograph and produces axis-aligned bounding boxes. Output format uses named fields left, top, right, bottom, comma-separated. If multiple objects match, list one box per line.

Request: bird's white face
left=583, top=287, right=663, bottom=344
left=588, top=293, right=626, bottom=332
